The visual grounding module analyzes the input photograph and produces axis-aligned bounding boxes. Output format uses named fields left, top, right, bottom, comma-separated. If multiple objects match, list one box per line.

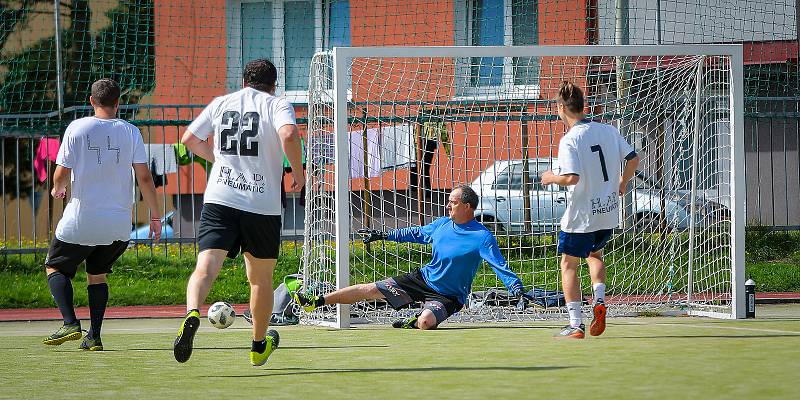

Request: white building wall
left=597, top=0, right=797, bottom=44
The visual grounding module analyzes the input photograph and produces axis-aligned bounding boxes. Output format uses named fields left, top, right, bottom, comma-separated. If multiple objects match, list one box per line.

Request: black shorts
left=45, top=238, right=128, bottom=279
left=197, top=203, right=282, bottom=259
left=375, top=268, right=463, bottom=326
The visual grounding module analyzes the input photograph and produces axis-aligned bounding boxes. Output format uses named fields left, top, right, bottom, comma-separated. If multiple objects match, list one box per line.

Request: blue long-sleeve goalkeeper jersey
left=387, top=217, right=524, bottom=304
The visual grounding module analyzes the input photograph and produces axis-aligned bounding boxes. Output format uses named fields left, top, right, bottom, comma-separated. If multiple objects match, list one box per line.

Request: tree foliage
left=0, top=0, right=154, bottom=198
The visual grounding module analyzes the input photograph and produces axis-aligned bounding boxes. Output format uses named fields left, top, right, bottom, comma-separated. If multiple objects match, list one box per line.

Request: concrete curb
left=1, top=294, right=798, bottom=322
left=0, top=303, right=250, bottom=322
left=755, top=292, right=800, bottom=304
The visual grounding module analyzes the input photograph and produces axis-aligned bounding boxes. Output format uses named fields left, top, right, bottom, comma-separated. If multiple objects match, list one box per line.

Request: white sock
left=567, top=301, right=583, bottom=328
left=592, top=283, right=606, bottom=304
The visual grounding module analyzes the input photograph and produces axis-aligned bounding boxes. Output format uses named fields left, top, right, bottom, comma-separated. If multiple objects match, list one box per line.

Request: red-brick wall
left=147, top=0, right=591, bottom=193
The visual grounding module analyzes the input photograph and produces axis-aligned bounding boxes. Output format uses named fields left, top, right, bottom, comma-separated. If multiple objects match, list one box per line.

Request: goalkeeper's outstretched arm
left=479, top=234, right=525, bottom=297
left=358, top=217, right=450, bottom=245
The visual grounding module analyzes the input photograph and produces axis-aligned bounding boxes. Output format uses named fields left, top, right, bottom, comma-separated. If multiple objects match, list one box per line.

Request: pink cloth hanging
left=34, top=137, right=60, bottom=183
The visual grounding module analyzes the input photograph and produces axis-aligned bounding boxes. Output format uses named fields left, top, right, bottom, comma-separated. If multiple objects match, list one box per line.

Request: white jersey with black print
left=55, top=117, right=148, bottom=245
left=187, top=87, right=296, bottom=216
left=555, top=120, right=636, bottom=233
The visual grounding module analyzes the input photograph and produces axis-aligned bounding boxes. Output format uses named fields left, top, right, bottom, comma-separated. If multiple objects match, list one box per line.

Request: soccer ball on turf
left=208, top=301, right=236, bottom=329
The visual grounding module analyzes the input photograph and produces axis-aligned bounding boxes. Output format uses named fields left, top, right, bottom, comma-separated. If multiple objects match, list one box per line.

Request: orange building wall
left=142, top=0, right=228, bottom=197
left=347, top=0, right=589, bottom=191
left=350, top=0, right=456, bottom=47
left=146, top=0, right=590, bottom=194
left=538, top=0, right=590, bottom=98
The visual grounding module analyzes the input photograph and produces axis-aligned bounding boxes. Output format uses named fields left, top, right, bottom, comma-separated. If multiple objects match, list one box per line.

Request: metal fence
left=2, top=97, right=799, bottom=259
left=744, top=98, right=800, bottom=229
left=1, top=0, right=798, bottom=257
left=0, top=105, right=308, bottom=258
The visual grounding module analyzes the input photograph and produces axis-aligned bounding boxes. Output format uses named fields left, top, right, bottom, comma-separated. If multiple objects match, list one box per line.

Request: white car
left=470, top=158, right=728, bottom=234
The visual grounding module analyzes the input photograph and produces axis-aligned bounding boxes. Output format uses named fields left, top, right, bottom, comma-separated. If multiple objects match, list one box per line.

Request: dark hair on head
left=91, top=78, right=120, bottom=107
left=557, top=80, right=585, bottom=114
left=454, top=184, right=479, bottom=209
left=243, top=59, right=278, bottom=92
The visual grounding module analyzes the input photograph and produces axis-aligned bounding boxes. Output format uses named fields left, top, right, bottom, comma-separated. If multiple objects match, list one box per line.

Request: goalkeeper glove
left=356, top=229, right=388, bottom=244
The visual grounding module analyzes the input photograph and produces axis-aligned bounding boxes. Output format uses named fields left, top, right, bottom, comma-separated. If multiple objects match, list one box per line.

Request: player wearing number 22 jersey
left=188, top=86, right=296, bottom=216
left=174, top=59, right=304, bottom=367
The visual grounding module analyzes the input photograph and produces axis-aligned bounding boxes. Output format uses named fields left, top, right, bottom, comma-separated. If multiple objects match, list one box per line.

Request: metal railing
left=0, top=105, right=308, bottom=259
left=2, top=98, right=799, bottom=259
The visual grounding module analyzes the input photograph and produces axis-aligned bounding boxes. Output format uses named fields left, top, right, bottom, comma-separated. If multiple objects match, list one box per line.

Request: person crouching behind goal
left=541, top=81, right=640, bottom=339
left=292, top=185, right=532, bottom=329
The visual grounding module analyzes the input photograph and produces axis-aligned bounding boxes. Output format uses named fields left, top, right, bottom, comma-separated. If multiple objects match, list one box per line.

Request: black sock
left=87, top=283, right=109, bottom=338
left=47, top=271, right=78, bottom=325
left=317, top=296, right=326, bottom=307
left=251, top=339, right=267, bottom=353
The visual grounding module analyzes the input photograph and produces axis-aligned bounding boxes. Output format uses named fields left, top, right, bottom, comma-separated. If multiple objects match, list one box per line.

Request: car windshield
left=493, top=162, right=558, bottom=191
left=492, top=163, right=657, bottom=192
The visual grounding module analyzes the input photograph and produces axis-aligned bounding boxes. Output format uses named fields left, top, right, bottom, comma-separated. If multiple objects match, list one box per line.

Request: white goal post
left=303, top=45, right=745, bottom=328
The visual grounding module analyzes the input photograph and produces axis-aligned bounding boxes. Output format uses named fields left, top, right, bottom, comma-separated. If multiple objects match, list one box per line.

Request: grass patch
left=745, top=225, right=800, bottom=262
left=0, top=244, right=302, bottom=308
left=3, top=228, right=800, bottom=309
left=637, top=311, right=663, bottom=317
left=746, top=262, right=800, bottom=292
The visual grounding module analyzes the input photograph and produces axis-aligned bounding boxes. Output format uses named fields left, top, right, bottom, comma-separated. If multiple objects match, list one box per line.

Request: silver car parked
left=470, top=158, right=728, bottom=234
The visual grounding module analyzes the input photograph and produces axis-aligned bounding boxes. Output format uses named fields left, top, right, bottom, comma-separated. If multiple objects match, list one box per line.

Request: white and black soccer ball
left=208, top=301, right=236, bottom=329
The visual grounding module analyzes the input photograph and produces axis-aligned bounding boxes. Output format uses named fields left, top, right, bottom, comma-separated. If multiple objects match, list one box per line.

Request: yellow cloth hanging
left=421, top=120, right=451, bottom=158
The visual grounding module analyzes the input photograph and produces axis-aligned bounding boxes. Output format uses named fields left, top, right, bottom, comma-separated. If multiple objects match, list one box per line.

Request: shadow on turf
left=207, top=365, right=577, bottom=378
left=438, top=325, right=556, bottom=330
left=104, top=344, right=391, bottom=352
left=601, top=334, right=800, bottom=339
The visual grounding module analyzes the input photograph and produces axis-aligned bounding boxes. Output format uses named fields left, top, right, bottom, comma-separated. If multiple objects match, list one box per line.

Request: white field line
left=617, top=321, right=800, bottom=335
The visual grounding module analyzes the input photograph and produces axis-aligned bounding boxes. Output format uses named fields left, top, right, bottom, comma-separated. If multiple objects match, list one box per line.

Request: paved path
left=1, top=293, right=797, bottom=322
left=0, top=304, right=250, bottom=321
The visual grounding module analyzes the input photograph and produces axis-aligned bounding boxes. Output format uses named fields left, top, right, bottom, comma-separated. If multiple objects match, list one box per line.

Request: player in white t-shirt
left=541, top=81, right=640, bottom=339
left=42, top=79, right=163, bottom=351
left=173, top=59, right=304, bottom=367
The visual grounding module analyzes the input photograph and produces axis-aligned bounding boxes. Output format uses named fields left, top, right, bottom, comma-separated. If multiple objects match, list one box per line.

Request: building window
left=228, top=1, right=350, bottom=103
left=455, top=0, right=539, bottom=99
left=326, top=0, right=351, bottom=48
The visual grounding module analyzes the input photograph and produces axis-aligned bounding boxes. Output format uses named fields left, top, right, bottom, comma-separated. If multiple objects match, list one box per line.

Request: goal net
left=302, top=45, right=744, bottom=327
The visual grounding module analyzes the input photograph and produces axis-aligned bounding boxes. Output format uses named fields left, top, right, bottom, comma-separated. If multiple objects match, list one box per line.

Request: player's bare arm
left=278, top=124, right=304, bottom=191
left=619, top=155, right=640, bottom=195
left=51, top=165, right=70, bottom=198
left=181, top=130, right=215, bottom=162
left=541, top=170, right=579, bottom=186
left=133, top=162, right=163, bottom=242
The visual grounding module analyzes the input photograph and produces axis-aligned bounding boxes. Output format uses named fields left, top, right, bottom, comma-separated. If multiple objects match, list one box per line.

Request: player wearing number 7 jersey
left=541, top=81, right=640, bottom=339
left=173, top=59, right=304, bottom=366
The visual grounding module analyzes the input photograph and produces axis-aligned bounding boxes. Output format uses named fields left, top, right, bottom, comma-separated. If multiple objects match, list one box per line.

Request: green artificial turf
left=1, top=313, right=798, bottom=399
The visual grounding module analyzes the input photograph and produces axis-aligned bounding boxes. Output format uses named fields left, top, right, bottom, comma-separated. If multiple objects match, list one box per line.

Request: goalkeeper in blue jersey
left=292, top=185, right=530, bottom=330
